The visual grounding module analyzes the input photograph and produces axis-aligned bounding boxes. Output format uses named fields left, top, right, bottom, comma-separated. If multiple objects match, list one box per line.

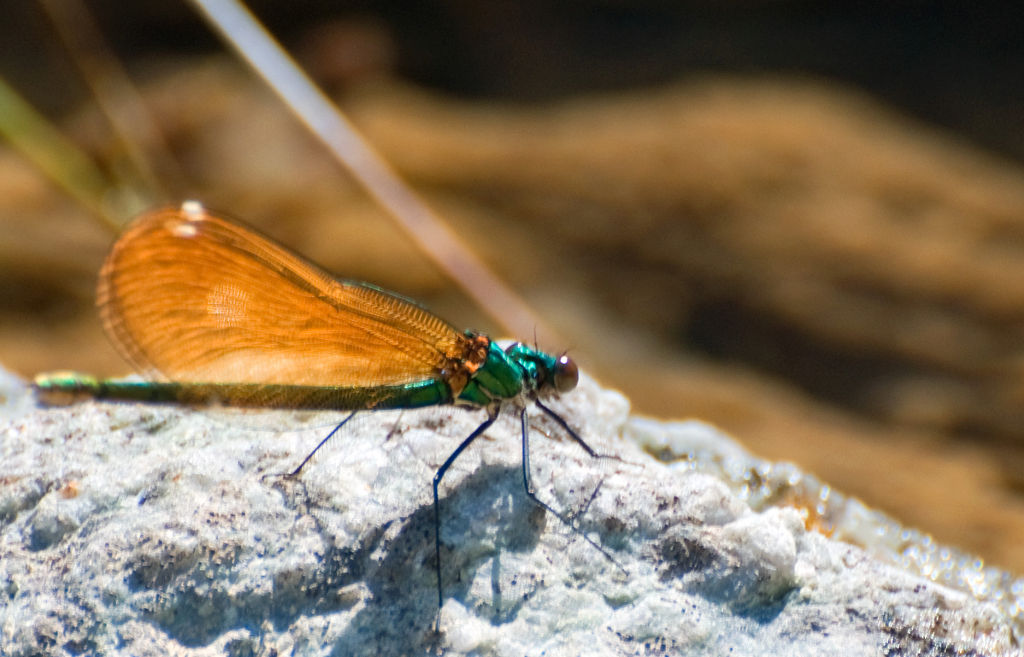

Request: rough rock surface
left=1, top=365, right=1019, bottom=656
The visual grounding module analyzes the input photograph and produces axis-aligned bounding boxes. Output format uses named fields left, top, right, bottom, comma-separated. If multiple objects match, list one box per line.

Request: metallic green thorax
left=34, top=342, right=562, bottom=411
left=456, top=341, right=558, bottom=407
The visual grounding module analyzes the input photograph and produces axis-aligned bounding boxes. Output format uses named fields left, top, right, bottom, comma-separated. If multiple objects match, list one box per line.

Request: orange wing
left=98, top=204, right=468, bottom=386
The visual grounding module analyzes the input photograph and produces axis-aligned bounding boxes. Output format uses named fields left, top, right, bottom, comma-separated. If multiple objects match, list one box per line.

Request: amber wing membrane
left=97, top=206, right=468, bottom=387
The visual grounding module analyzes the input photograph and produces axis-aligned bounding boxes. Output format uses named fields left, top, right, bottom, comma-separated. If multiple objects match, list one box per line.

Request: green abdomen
left=34, top=372, right=451, bottom=411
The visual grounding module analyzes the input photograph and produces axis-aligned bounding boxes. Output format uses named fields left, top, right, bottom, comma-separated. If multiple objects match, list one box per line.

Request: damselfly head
left=502, top=342, right=579, bottom=395
left=553, top=355, right=578, bottom=393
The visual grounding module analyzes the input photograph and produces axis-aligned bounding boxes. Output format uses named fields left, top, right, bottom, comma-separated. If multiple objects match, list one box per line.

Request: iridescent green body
left=34, top=340, right=565, bottom=412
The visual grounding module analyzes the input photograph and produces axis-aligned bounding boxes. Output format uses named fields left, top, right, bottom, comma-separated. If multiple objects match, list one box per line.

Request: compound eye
left=553, top=355, right=579, bottom=393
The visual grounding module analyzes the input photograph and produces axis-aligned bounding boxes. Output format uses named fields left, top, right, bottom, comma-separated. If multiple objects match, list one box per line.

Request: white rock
left=1, top=365, right=1020, bottom=656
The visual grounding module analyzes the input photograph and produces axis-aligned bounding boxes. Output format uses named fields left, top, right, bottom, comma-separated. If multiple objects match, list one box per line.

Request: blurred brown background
left=2, top=2, right=1023, bottom=573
